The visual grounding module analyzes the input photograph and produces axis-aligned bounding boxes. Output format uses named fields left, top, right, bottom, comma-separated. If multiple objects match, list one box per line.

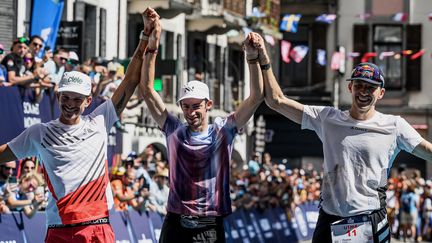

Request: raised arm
left=111, top=8, right=160, bottom=117
left=139, top=18, right=168, bottom=128
left=233, top=33, right=264, bottom=129
left=257, top=39, right=304, bottom=124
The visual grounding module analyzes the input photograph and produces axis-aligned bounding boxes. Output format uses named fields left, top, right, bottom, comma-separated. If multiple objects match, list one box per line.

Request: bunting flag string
left=279, top=46, right=430, bottom=67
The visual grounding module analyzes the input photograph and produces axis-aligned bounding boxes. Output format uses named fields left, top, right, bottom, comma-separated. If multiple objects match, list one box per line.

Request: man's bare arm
left=139, top=19, right=168, bottom=128
left=111, top=8, right=159, bottom=117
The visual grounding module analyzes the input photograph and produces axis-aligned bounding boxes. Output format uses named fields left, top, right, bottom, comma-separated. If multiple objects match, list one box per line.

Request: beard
left=186, top=113, right=203, bottom=129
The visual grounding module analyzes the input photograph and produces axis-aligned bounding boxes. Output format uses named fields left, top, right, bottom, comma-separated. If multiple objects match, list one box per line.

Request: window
left=353, top=24, right=422, bottom=91
left=373, top=25, right=402, bottom=89
left=279, top=23, right=327, bottom=89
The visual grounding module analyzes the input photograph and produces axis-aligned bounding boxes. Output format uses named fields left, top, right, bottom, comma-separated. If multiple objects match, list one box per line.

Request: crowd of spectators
left=3, top=147, right=432, bottom=242
left=231, top=152, right=321, bottom=214
left=386, top=166, right=432, bottom=242
left=3, top=36, right=432, bottom=242
left=0, top=36, right=129, bottom=103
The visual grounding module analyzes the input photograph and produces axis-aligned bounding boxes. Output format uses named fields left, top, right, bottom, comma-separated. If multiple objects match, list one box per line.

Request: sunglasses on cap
left=14, top=37, right=30, bottom=45
left=24, top=57, right=34, bottom=63
left=67, top=59, right=79, bottom=66
left=0, top=49, right=3, bottom=55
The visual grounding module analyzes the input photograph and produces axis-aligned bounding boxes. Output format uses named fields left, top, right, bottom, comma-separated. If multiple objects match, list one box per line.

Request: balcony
left=128, top=0, right=194, bottom=18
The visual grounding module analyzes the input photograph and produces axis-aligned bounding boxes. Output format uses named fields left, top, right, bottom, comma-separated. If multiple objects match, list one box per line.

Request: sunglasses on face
left=60, top=57, right=68, bottom=62
left=14, top=37, right=29, bottom=45
left=3, top=166, right=15, bottom=171
left=24, top=57, right=34, bottom=63
left=0, top=49, right=3, bottom=55
left=31, top=42, right=43, bottom=48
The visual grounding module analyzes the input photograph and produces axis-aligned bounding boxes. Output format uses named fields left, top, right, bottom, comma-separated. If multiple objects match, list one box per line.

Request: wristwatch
left=260, top=63, right=271, bottom=70
left=139, top=31, right=149, bottom=41
left=145, top=48, right=158, bottom=55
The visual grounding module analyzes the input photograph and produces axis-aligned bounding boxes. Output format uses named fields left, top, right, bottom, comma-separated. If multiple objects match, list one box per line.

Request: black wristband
left=260, top=63, right=271, bottom=70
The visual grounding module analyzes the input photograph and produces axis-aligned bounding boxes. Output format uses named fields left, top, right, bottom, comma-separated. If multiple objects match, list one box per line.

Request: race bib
left=331, top=215, right=373, bottom=243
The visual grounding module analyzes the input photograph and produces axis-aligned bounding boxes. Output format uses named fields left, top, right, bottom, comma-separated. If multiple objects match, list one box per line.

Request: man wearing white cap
left=0, top=7, right=160, bottom=243
left=65, top=51, right=80, bottom=72
left=140, top=30, right=264, bottom=242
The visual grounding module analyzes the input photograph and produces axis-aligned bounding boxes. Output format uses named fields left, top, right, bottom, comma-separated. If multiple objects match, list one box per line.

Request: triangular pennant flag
left=280, top=14, right=302, bottom=33
left=393, top=12, right=407, bottom=22
left=264, top=35, right=275, bottom=46
left=317, top=49, right=326, bottom=66
left=315, top=14, right=337, bottom=24
left=289, top=45, right=308, bottom=63
left=402, top=50, right=413, bottom=55
left=379, top=51, right=395, bottom=60
left=281, top=40, right=291, bottom=63
left=361, top=52, right=377, bottom=62
left=331, top=52, right=341, bottom=71
left=410, top=49, right=425, bottom=60
left=348, top=52, right=360, bottom=59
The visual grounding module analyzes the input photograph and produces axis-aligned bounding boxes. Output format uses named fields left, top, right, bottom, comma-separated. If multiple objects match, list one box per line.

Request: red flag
left=361, top=52, right=377, bottom=62
left=410, top=49, right=425, bottom=60
left=281, top=40, right=291, bottom=63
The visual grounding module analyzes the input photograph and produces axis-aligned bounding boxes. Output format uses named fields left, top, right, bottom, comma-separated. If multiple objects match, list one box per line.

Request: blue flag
left=280, top=14, right=301, bottom=33
left=30, top=0, right=64, bottom=57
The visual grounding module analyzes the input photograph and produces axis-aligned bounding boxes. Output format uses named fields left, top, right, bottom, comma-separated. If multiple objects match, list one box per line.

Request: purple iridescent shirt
left=162, top=113, right=238, bottom=216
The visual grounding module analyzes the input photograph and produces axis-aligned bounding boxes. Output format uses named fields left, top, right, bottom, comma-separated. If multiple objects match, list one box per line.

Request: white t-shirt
left=302, top=105, right=423, bottom=217
left=8, top=100, right=118, bottom=225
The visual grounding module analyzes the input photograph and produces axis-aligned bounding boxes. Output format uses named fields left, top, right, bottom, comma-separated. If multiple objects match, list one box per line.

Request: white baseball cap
left=177, top=80, right=210, bottom=103
left=58, top=71, right=92, bottom=96
left=68, top=51, right=79, bottom=62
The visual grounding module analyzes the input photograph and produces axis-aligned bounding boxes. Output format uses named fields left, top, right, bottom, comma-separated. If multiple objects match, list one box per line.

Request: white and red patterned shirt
left=8, top=100, right=118, bottom=225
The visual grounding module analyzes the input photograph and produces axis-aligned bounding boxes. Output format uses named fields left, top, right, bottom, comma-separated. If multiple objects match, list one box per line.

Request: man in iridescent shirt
left=140, top=18, right=265, bottom=243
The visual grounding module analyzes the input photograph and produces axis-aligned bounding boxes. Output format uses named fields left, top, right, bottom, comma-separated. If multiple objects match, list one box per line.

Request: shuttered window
left=280, top=24, right=327, bottom=88
left=0, top=0, right=16, bottom=51
left=353, top=24, right=422, bottom=91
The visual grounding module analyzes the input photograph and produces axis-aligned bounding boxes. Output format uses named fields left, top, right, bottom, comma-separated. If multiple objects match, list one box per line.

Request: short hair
left=30, top=35, right=44, bottom=44
left=54, top=48, right=68, bottom=55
